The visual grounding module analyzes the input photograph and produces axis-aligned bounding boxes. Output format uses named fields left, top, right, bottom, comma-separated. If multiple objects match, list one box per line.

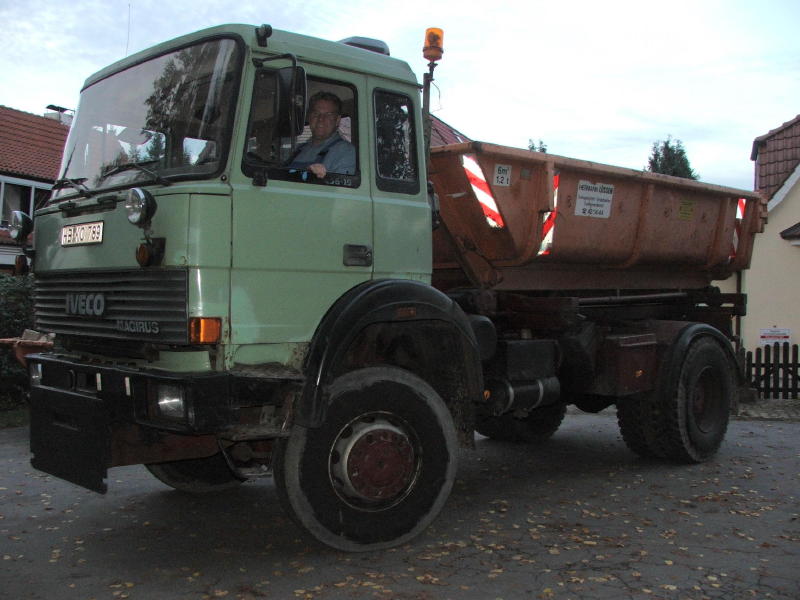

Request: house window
left=0, top=177, right=52, bottom=226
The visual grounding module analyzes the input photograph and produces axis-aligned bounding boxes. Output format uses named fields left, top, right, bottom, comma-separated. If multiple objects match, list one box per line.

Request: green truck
left=8, top=24, right=764, bottom=551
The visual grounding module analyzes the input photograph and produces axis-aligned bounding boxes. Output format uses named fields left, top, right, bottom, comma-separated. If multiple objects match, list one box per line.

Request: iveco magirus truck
left=7, top=24, right=764, bottom=551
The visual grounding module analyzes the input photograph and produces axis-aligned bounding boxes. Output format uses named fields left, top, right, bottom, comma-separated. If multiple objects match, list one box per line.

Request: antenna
left=125, top=3, right=131, bottom=56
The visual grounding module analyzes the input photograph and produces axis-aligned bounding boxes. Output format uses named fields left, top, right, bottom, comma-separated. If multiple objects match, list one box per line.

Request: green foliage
left=647, top=136, right=699, bottom=180
left=0, top=274, right=34, bottom=410
left=528, top=138, right=548, bottom=153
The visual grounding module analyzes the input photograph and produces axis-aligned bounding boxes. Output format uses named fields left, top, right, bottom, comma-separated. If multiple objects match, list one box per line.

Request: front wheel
left=273, top=367, right=458, bottom=551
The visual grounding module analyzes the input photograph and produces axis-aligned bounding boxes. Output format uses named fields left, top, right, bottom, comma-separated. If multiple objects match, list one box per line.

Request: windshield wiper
left=52, top=177, right=92, bottom=198
left=100, top=160, right=173, bottom=186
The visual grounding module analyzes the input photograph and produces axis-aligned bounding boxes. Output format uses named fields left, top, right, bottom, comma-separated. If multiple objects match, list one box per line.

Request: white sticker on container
left=494, top=164, right=512, bottom=187
left=575, top=180, right=614, bottom=218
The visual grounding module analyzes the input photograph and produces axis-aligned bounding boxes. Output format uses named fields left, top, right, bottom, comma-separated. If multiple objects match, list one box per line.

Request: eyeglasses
left=309, top=111, right=338, bottom=121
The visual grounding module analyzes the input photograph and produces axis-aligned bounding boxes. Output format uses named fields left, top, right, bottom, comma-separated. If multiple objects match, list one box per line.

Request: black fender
left=652, top=322, right=742, bottom=390
left=295, top=279, right=485, bottom=430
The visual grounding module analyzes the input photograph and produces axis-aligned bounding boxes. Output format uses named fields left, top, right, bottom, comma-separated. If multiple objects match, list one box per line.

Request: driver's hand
left=308, top=163, right=327, bottom=179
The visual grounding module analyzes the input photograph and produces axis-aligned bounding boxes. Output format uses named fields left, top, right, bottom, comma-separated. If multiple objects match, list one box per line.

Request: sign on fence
left=759, top=327, right=792, bottom=345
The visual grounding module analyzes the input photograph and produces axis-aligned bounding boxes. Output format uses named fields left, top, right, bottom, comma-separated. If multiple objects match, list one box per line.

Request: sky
left=1, top=0, right=798, bottom=190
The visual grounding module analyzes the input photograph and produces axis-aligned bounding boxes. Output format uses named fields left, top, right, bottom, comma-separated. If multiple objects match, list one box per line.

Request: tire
left=273, top=367, right=458, bottom=551
left=146, top=452, right=246, bottom=494
left=475, top=404, right=566, bottom=443
left=616, top=395, right=660, bottom=458
left=657, top=336, right=735, bottom=463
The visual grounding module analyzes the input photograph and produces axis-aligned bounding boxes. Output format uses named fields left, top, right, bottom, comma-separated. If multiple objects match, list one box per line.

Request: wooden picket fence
left=745, top=342, right=800, bottom=400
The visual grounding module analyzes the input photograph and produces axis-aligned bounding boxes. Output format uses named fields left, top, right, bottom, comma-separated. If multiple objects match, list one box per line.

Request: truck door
left=367, top=81, right=432, bottom=282
left=231, top=70, right=372, bottom=346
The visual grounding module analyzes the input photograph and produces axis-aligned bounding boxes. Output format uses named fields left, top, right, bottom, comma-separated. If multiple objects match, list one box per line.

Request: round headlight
left=9, top=210, right=33, bottom=241
left=125, top=188, right=157, bottom=226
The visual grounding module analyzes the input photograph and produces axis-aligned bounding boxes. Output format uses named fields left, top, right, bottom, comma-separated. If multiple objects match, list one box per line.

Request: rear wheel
left=615, top=335, right=735, bottom=463
left=616, top=395, right=661, bottom=458
left=273, top=367, right=457, bottom=551
left=146, top=452, right=246, bottom=493
left=660, top=337, right=734, bottom=462
left=475, top=404, right=566, bottom=443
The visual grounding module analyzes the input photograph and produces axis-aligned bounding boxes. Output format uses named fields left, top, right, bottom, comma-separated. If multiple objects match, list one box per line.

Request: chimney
left=44, top=104, right=73, bottom=126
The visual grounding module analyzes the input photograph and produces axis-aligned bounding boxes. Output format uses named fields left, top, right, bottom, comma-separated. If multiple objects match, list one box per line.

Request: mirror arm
left=252, top=53, right=298, bottom=69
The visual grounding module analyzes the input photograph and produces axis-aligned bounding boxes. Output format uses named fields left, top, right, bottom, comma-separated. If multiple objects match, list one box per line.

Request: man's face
left=308, top=99, right=340, bottom=143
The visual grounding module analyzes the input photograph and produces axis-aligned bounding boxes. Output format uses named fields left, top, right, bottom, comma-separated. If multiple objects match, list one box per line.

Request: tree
left=647, top=136, right=699, bottom=180
left=528, top=138, right=547, bottom=153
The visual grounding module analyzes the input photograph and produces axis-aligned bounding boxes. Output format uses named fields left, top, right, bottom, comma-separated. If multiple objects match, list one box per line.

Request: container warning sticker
left=494, top=164, right=512, bottom=186
left=575, top=180, right=614, bottom=218
left=679, top=199, right=695, bottom=220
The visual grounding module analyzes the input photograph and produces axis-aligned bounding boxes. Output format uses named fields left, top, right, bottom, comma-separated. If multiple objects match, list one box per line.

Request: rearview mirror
left=276, top=66, right=306, bottom=137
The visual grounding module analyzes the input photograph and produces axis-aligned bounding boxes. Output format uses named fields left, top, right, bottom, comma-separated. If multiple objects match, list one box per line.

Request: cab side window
left=374, top=91, right=419, bottom=194
left=242, top=72, right=359, bottom=187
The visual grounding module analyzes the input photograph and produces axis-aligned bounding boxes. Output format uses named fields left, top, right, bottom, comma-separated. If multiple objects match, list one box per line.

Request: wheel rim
left=690, top=366, right=722, bottom=434
left=329, top=414, right=420, bottom=510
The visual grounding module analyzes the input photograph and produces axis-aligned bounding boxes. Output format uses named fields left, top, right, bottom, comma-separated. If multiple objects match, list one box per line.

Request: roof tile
left=0, top=105, right=69, bottom=182
left=430, top=115, right=471, bottom=147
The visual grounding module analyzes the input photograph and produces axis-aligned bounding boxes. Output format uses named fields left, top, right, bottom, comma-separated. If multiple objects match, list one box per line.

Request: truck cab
left=19, top=24, right=480, bottom=551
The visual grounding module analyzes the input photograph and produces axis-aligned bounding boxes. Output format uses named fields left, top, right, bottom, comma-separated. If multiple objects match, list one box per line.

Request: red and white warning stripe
left=462, top=155, right=505, bottom=228
left=538, top=174, right=560, bottom=256
left=730, top=197, right=746, bottom=259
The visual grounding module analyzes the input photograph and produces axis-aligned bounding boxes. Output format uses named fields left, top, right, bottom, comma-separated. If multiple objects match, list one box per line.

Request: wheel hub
left=331, top=418, right=417, bottom=507
left=691, top=366, right=719, bottom=434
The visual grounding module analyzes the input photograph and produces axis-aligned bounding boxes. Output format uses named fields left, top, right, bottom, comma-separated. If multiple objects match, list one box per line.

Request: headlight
left=156, top=383, right=186, bottom=420
left=125, top=188, right=157, bottom=226
left=9, top=211, right=33, bottom=241
left=29, top=362, right=43, bottom=386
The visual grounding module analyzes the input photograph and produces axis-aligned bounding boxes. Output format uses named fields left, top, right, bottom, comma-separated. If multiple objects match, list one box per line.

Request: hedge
left=0, top=273, right=34, bottom=410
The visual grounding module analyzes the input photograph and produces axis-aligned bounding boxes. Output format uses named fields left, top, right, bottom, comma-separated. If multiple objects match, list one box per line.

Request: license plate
left=61, top=221, right=104, bottom=246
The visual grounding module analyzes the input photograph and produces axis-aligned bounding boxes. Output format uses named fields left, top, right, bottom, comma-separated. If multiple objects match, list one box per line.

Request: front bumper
left=28, top=353, right=232, bottom=493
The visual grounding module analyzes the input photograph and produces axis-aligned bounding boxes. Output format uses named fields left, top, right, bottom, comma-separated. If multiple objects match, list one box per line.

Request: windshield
left=52, top=38, right=241, bottom=200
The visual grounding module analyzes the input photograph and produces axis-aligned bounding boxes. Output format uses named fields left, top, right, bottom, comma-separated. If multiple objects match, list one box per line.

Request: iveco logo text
left=65, top=293, right=106, bottom=316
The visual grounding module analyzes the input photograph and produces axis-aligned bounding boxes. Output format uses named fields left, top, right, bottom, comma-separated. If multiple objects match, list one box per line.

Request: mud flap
left=30, top=386, right=110, bottom=493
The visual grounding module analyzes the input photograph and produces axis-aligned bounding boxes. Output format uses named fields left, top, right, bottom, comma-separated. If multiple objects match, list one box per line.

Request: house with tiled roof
left=739, top=114, right=800, bottom=349
left=430, top=115, right=470, bottom=147
left=0, top=105, right=69, bottom=272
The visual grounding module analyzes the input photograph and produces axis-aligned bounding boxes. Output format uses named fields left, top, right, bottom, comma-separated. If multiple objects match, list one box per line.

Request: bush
left=0, top=273, right=34, bottom=410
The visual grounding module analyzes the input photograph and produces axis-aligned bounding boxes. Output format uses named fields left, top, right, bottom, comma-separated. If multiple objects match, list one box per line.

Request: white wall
left=740, top=169, right=800, bottom=349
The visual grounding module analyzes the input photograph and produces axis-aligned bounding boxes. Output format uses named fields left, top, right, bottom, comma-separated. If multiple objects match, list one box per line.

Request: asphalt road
left=1, top=412, right=798, bottom=600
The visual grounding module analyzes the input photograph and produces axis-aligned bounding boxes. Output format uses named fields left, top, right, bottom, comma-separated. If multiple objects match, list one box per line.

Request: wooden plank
left=782, top=342, right=790, bottom=399
left=771, top=343, right=781, bottom=399
left=764, top=345, right=772, bottom=399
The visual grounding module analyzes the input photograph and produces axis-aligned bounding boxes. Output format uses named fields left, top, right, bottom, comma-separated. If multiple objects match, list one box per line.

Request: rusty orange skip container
left=429, top=142, right=766, bottom=292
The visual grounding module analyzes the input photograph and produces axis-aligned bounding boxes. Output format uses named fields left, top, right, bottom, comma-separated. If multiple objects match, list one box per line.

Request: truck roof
left=83, top=23, right=419, bottom=91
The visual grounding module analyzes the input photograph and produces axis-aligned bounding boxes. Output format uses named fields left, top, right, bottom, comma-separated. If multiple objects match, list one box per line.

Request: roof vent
left=339, top=36, right=390, bottom=56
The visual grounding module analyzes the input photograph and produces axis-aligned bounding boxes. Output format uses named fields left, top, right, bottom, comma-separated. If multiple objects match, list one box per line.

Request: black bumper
left=28, top=354, right=232, bottom=493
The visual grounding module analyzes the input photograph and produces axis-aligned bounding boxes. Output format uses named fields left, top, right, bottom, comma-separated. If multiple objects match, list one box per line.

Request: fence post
left=754, top=347, right=763, bottom=400
left=765, top=344, right=774, bottom=399
left=781, top=342, right=790, bottom=400
left=772, top=343, right=781, bottom=399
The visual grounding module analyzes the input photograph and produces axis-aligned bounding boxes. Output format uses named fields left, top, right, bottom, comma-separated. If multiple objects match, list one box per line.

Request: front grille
left=35, top=269, right=189, bottom=344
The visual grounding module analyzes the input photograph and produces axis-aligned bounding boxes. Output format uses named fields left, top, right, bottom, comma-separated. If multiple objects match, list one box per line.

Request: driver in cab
left=289, top=91, right=355, bottom=178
